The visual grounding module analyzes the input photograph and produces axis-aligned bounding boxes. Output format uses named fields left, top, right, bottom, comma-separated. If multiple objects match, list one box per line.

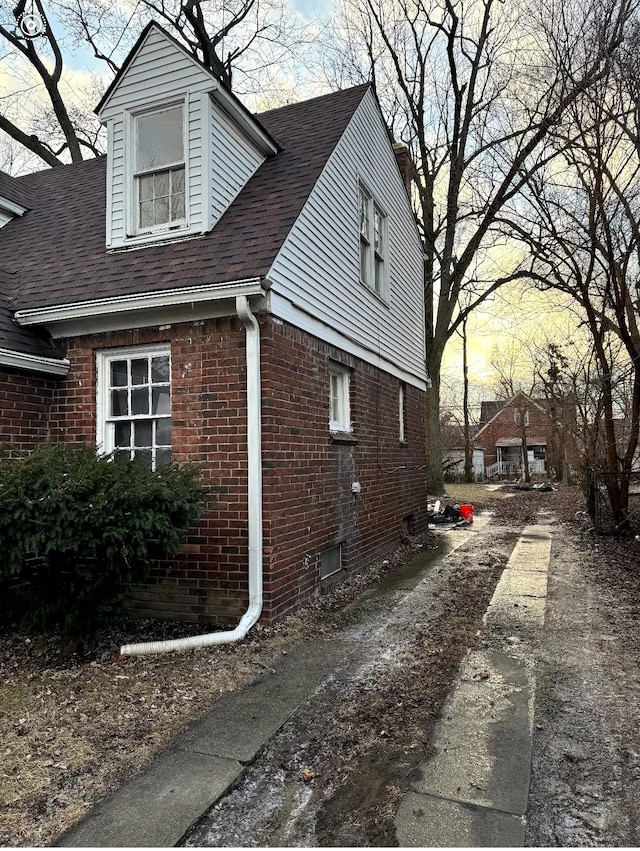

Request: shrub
left=0, top=444, right=207, bottom=649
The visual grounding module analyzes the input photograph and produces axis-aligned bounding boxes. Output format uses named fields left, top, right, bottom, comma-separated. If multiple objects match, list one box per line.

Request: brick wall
left=260, top=317, right=429, bottom=621
left=51, top=320, right=251, bottom=624
left=13, top=313, right=428, bottom=625
left=0, top=367, right=57, bottom=454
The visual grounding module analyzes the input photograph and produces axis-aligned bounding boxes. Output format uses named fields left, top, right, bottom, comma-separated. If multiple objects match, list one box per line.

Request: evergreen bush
left=0, top=444, right=207, bottom=649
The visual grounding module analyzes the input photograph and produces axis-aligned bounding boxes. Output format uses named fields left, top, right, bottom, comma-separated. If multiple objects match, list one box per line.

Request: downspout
left=121, top=295, right=263, bottom=655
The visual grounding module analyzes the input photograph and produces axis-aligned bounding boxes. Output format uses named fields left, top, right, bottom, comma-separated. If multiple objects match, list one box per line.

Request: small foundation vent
left=320, top=543, right=343, bottom=581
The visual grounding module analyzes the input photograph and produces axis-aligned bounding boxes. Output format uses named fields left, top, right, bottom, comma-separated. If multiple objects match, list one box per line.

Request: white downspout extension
left=121, top=295, right=263, bottom=655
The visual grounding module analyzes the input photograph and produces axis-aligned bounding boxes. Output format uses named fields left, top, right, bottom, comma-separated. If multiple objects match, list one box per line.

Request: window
left=373, top=206, right=385, bottom=293
left=329, top=364, right=351, bottom=432
left=97, top=346, right=171, bottom=470
left=514, top=409, right=529, bottom=426
left=359, top=182, right=387, bottom=297
left=399, top=382, right=407, bottom=442
left=135, top=105, right=185, bottom=231
left=359, top=184, right=371, bottom=285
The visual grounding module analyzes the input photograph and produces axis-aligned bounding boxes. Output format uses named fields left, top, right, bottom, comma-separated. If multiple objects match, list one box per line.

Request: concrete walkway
left=395, top=524, right=552, bottom=846
left=58, top=523, right=552, bottom=848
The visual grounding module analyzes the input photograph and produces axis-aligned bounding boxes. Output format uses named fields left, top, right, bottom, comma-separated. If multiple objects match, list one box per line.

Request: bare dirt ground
left=525, top=523, right=640, bottom=846
left=1, top=483, right=639, bottom=847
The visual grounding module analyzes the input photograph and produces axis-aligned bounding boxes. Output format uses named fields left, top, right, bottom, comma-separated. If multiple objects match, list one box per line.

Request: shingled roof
left=0, top=84, right=370, bottom=316
left=0, top=171, right=33, bottom=211
left=0, top=268, right=62, bottom=360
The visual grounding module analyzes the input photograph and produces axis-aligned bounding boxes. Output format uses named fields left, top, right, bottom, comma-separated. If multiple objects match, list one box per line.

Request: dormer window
left=97, top=24, right=279, bottom=249
left=135, top=104, right=185, bottom=232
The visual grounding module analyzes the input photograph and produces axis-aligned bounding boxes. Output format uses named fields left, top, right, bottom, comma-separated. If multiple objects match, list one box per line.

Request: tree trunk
left=424, top=354, right=445, bottom=495
left=463, top=319, right=473, bottom=482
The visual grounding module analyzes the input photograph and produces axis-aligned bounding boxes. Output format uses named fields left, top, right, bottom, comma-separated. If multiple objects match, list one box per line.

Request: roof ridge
left=257, top=83, right=370, bottom=119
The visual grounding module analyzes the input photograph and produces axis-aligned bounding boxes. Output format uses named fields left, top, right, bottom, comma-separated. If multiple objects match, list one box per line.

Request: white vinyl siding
left=100, top=29, right=211, bottom=117
left=209, top=100, right=266, bottom=230
left=267, top=89, right=426, bottom=387
left=101, top=27, right=264, bottom=248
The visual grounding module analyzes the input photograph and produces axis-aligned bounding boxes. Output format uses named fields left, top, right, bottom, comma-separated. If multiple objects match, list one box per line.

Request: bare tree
left=504, top=61, right=640, bottom=521
left=0, top=0, right=303, bottom=170
left=320, top=0, right=636, bottom=493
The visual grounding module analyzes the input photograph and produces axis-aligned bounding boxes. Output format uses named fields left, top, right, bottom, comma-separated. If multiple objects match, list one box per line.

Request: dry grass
left=0, top=536, right=435, bottom=847
left=442, top=482, right=510, bottom=504
left=0, top=626, right=297, bottom=846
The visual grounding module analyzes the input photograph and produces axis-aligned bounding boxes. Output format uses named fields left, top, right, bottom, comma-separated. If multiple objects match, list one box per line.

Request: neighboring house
left=440, top=419, right=484, bottom=481
left=0, top=23, right=428, bottom=626
left=602, top=419, right=640, bottom=473
left=475, top=392, right=561, bottom=478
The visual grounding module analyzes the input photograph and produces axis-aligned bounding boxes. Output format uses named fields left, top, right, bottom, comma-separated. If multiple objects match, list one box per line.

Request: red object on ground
left=459, top=504, right=473, bottom=523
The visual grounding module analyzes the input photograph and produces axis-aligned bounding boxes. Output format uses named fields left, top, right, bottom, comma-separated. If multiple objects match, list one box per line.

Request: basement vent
left=403, top=513, right=416, bottom=536
left=320, top=544, right=343, bottom=581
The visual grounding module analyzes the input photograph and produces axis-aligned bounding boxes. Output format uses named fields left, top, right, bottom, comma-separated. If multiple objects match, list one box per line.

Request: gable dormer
left=96, top=23, right=278, bottom=250
left=0, top=171, right=31, bottom=228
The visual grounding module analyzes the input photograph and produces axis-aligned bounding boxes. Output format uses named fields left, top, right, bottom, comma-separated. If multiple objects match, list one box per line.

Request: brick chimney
left=393, top=142, right=415, bottom=198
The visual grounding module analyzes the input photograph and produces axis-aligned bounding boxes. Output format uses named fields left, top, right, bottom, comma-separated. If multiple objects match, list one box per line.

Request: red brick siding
left=9, top=314, right=428, bottom=625
left=0, top=368, right=57, bottom=454
left=260, top=317, right=428, bottom=621
left=476, top=400, right=556, bottom=470
left=50, top=320, right=251, bottom=624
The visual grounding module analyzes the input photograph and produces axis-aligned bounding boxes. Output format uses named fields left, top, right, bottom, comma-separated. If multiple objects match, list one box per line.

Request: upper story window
left=97, top=345, right=172, bottom=470
left=514, top=408, right=529, bottom=426
left=359, top=182, right=387, bottom=299
left=359, top=184, right=371, bottom=284
left=135, top=105, right=185, bottom=232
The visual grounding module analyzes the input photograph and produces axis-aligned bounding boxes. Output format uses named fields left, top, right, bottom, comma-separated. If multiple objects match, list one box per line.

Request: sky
left=441, top=283, right=581, bottom=410
left=1, top=0, right=575, bottom=405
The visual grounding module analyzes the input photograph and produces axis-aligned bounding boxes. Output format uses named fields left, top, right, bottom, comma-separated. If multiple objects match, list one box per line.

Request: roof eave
left=212, top=87, right=279, bottom=156
left=0, top=197, right=28, bottom=218
left=0, top=347, right=70, bottom=376
left=14, top=279, right=268, bottom=335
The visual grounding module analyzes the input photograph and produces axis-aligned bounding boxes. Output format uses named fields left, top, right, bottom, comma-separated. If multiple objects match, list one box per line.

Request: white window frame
left=358, top=181, right=388, bottom=300
left=514, top=409, right=530, bottom=426
left=329, top=363, right=351, bottom=433
left=128, top=100, right=188, bottom=238
left=359, top=183, right=372, bottom=286
left=399, top=382, right=407, bottom=442
left=96, top=344, right=172, bottom=470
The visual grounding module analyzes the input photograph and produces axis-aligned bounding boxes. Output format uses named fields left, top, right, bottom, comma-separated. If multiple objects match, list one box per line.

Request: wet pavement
left=58, top=520, right=552, bottom=848
left=396, top=525, right=551, bottom=846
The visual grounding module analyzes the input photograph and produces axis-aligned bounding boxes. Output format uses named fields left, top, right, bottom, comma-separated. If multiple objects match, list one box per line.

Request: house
left=475, top=392, right=573, bottom=479
left=600, top=418, right=640, bottom=473
left=440, top=416, right=484, bottom=481
left=0, top=23, right=428, bottom=629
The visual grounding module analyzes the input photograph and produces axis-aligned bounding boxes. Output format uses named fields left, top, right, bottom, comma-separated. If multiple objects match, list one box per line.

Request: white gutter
left=14, top=279, right=266, bottom=327
left=120, top=294, right=263, bottom=655
left=0, top=197, right=27, bottom=218
left=0, top=348, right=70, bottom=376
